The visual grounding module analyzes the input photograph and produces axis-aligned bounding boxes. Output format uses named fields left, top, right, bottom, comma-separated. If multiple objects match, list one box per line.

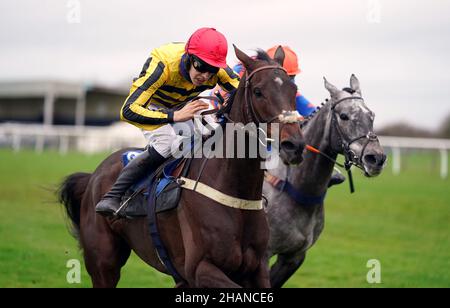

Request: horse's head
left=324, top=75, right=386, bottom=177
left=233, top=45, right=305, bottom=165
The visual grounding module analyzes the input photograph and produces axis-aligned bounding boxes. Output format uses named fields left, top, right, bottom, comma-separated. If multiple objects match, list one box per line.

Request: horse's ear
left=324, top=77, right=340, bottom=98
left=273, top=45, right=285, bottom=67
left=350, top=74, right=362, bottom=96
left=233, top=44, right=256, bottom=72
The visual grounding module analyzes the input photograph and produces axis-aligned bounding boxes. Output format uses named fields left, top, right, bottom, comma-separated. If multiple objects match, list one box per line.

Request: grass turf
left=0, top=149, right=448, bottom=287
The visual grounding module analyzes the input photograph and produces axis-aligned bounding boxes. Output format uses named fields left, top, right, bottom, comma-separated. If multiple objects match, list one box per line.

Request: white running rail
left=0, top=124, right=448, bottom=179
left=379, top=136, right=450, bottom=179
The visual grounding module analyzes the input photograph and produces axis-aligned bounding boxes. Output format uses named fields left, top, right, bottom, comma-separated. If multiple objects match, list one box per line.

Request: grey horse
left=264, top=75, right=386, bottom=288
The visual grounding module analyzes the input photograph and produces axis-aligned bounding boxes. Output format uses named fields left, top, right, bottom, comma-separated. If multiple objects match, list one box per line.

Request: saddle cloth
left=119, top=150, right=186, bottom=218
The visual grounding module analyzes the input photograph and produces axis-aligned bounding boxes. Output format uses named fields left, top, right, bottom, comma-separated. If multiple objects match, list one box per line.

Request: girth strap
left=265, top=172, right=326, bottom=206
left=178, top=177, right=263, bottom=210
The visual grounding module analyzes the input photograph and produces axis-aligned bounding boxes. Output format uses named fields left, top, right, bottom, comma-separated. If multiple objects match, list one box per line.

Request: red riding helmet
left=185, top=27, right=228, bottom=68
left=266, top=45, right=301, bottom=75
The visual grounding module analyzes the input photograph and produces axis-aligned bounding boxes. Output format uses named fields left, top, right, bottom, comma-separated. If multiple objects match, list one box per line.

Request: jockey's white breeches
left=142, top=120, right=195, bottom=158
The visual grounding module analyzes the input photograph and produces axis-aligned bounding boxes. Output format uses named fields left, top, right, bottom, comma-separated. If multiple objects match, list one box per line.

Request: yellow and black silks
left=120, top=43, right=240, bottom=131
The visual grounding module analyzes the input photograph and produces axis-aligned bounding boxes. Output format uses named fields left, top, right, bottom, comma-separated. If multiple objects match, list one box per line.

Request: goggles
left=191, top=55, right=220, bottom=74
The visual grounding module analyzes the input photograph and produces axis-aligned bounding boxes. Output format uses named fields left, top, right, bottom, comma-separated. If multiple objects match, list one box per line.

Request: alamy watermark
left=66, top=259, right=81, bottom=284
left=366, top=259, right=381, bottom=284
left=169, top=122, right=282, bottom=170
left=66, top=0, right=81, bottom=24
left=366, top=0, right=382, bottom=24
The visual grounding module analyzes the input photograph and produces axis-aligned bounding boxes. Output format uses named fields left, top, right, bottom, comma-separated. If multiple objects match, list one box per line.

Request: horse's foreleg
left=193, top=260, right=242, bottom=288
left=270, top=252, right=306, bottom=288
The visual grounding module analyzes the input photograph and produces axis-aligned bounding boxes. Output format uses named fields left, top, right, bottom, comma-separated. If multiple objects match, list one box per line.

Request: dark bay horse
left=58, top=46, right=305, bottom=288
left=263, top=75, right=386, bottom=287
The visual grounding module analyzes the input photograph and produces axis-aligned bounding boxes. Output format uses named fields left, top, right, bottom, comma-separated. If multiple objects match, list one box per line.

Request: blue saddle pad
left=155, top=159, right=183, bottom=197
left=122, top=150, right=144, bottom=167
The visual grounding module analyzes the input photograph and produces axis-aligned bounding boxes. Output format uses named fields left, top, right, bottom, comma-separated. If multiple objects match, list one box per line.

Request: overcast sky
left=1, top=0, right=449, bottom=131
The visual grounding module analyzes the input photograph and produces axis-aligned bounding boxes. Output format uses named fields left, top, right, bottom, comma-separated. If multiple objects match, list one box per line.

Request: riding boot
left=327, top=172, right=346, bottom=188
left=95, top=147, right=166, bottom=216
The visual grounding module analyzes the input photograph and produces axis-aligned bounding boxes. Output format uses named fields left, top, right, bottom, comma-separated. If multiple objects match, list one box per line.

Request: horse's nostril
left=364, top=153, right=386, bottom=167
left=363, top=154, right=377, bottom=165
left=281, top=141, right=296, bottom=152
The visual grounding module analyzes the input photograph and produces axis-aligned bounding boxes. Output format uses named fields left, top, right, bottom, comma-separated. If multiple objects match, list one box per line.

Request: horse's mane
left=300, top=88, right=357, bottom=129
left=255, top=49, right=274, bottom=63
left=300, top=100, right=329, bottom=129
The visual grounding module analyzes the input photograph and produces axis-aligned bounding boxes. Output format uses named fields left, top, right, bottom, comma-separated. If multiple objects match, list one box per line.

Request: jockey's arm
left=120, top=57, right=172, bottom=128
left=296, top=92, right=317, bottom=117
left=217, top=66, right=240, bottom=94
left=208, top=66, right=240, bottom=107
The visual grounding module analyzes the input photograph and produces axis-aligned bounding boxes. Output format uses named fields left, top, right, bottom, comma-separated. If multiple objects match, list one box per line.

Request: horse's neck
left=195, top=87, right=264, bottom=200
left=229, top=86, right=246, bottom=123
left=291, top=105, right=337, bottom=195
left=215, top=156, right=264, bottom=199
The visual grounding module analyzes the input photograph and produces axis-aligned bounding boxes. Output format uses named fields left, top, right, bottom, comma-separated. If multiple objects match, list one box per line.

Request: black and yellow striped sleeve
left=217, top=66, right=240, bottom=92
left=120, top=57, right=172, bottom=127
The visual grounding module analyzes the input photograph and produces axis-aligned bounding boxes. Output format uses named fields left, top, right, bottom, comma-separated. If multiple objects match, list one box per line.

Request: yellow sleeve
left=120, top=55, right=173, bottom=126
left=217, top=66, right=240, bottom=92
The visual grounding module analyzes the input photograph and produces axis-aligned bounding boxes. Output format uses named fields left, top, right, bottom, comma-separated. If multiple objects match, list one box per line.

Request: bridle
left=269, top=92, right=380, bottom=195
left=329, top=95, right=379, bottom=173
left=241, top=65, right=299, bottom=125
left=300, top=94, right=380, bottom=193
left=220, top=64, right=301, bottom=146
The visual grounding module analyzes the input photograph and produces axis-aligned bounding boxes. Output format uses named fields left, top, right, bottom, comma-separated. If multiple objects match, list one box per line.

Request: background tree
left=377, top=122, right=435, bottom=138
left=438, top=113, right=450, bottom=138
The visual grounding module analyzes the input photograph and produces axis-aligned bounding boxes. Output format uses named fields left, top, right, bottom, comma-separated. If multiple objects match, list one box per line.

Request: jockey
left=266, top=45, right=317, bottom=117
left=96, top=27, right=240, bottom=216
left=270, top=45, right=346, bottom=187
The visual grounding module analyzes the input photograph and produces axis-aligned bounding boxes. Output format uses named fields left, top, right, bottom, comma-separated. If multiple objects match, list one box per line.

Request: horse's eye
left=253, top=88, right=263, bottom=98
left=340, top=113, right=350, bottom=121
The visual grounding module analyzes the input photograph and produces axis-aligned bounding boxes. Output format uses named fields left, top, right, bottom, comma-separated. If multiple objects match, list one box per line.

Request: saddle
left=118, top=150, right=191, bottom=218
